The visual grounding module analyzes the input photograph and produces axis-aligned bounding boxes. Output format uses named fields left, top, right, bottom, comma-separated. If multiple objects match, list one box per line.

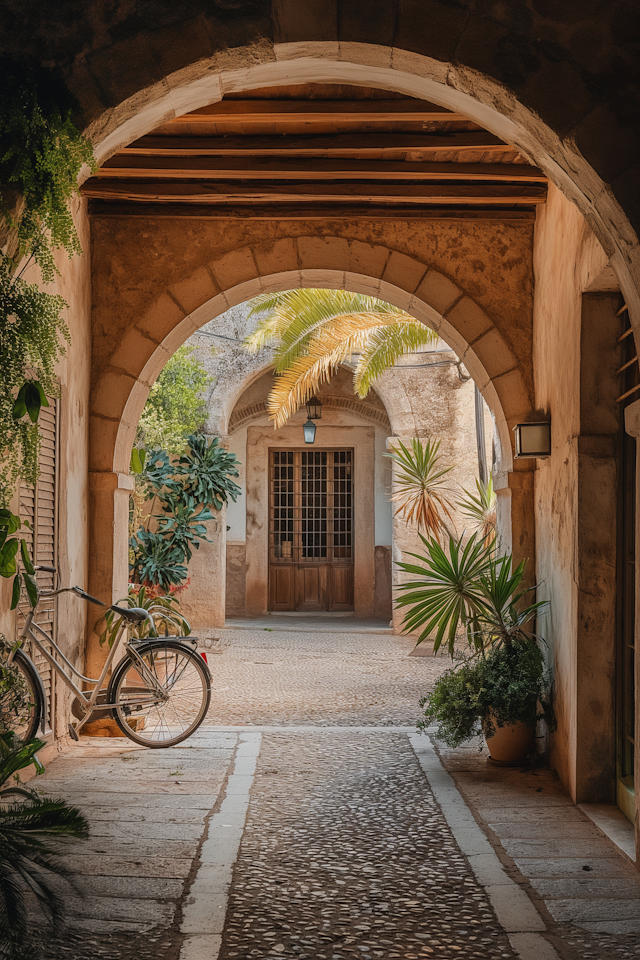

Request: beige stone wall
left=533, top=183, right=620, bottom=803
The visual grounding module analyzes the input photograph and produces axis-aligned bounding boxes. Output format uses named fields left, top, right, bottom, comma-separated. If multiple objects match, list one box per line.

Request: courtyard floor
left=24, top=625, right=640, bottom=960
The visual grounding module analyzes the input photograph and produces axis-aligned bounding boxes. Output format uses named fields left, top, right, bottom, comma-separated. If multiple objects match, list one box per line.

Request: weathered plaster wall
left=90, top=217, right=536, bottom=410
left=0, top=197, right=93, bottom=737
left=533, top=183, right=618, bottom=802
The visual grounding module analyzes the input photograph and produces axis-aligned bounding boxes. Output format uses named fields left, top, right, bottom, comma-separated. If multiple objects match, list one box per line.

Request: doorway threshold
left=224, top=614, right=393, bottom=634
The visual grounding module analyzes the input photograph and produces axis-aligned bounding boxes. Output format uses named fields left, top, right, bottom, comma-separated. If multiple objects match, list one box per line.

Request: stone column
left=86, top=472, right=133, bottom=678
left=623, top=398, right=640, bottom=860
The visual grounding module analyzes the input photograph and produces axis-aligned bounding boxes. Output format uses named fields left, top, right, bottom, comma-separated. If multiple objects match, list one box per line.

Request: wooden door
left=269, top=449, right=354, bottom=612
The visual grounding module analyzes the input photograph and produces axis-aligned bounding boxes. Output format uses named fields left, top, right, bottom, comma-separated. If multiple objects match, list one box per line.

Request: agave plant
left=99, top=584, right=191, bottom=648
left=394, top=532, right=547, bottom=655
left=385, top=438, right=455, bottom=540
left=458, top=476, right=497, bottom=545
left=0, top=732, right=88, bottom=959
left=244, top=289, right=438, bottom=427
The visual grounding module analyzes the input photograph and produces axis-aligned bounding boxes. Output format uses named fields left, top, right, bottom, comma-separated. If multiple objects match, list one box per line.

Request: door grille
left=270, top=449, right=352, bottom=563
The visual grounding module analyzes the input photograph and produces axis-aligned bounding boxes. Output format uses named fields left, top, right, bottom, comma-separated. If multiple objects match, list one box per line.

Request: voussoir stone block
left=346, top=240, right=391, bottom=280
left=445, top=296, right=494, bottom=345
left=416, top=269, right=462, bottom=316
left=91, top=370, right=137, bottom=421
left=382, top=251, right=428, bottom=294
left=169, top=266, right=220, bottom=317
left=109, top=329, right=158, bottom=379
left=253, top=238, right=299, bottom=278
left=468, top=328, right=517, bottom=379
left=136, top=292, right=187, bottom=344
left=210, top=247, right=259, bottom=292
left=297, top=235, right=350, bottom=272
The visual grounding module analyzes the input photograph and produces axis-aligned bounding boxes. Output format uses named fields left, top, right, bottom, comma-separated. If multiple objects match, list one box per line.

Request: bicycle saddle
left=109, top=605, right=149, bottom=623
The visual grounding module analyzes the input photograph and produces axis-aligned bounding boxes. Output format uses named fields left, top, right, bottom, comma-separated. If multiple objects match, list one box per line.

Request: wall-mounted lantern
left=303, top=396, right=322, bottom=444
left=513, top=421, right=551, bottom=459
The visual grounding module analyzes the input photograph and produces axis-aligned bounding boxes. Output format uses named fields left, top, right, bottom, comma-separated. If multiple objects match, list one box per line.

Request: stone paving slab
left=28, top=731, right=238, bottom=957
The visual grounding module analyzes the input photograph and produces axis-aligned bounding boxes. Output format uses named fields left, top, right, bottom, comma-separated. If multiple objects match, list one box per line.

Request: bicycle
left=1, top=566, right=212, bottom=748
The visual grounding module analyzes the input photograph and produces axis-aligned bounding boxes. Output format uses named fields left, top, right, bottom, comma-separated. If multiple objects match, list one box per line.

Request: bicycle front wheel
left=0, top=649, right=43, bottom=743
left=107, top=641, right=211, bottom=748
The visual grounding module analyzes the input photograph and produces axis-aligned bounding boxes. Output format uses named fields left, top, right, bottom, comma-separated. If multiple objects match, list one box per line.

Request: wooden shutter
left=16, top=399, right=59, bottom=734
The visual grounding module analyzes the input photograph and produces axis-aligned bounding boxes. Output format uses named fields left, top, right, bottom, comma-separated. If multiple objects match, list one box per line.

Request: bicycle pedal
left=68, top=723, right=79, bottom=742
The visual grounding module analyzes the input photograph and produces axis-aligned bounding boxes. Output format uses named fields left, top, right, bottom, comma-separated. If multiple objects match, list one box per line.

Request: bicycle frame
left=8, top=587, right=169, bottom=734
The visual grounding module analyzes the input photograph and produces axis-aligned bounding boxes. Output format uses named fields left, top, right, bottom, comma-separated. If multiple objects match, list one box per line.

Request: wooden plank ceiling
left=84, top=83, right=547, bottom=220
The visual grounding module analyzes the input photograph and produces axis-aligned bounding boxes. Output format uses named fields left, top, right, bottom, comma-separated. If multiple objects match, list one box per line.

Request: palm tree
left=244, top=289, right=438, bottom=427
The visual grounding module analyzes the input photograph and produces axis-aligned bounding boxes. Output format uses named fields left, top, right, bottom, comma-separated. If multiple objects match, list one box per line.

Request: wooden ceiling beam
left=168, top=99, right=468, bottom=123
left=122, top=132, right=511, bottom=157
left=97, top=158, right=545, bottom=182
left=81, top=181, right=547, bottom=204
left=87, top=201, right=537, bottom=221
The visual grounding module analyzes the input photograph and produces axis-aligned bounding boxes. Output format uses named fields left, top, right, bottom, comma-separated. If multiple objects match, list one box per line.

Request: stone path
left=20, top=626, right=640, bottom=960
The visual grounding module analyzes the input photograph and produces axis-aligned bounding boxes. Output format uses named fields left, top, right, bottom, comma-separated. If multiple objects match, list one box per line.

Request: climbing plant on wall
left=0, top=58, right=94, bottom=511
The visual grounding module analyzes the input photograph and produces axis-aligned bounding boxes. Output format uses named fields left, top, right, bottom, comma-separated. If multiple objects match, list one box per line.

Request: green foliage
left=395, top=533, right=547, bottom=655
left=419, top=639, right=551, bottom=748
left=175, top=435, right=241, bottom=511
left=0, top=59, right=95, bottom=279
left=0, top=258, right=70, bottom=506
left=244, top=289, right=437, bottom=426
left=99, top=586, right=191, bottom=648
left=0, top=511, right=37, bottom=611
left=0, top=731, right=89, bottom=959
left=0, top=654, right=34, bottom=737
left=0, top=60, right=93, bottom=510
left=135, top=346, right=212, bottom=454
left=385, top=438, right=455, bottom=539
left=458, top=476, right=497, bottom=545
left=129, top=435, right=241, bottom=589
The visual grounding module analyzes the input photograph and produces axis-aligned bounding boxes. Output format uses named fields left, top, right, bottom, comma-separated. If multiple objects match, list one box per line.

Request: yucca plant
left=99, top=585, right=191, bottom=648
left=0, top=732, right=89, bottom=959
left=458, top=476, right=497, bottom=545
left=394, top=532, right=547, bottom=655
left=386, top=438, right=455, bottom=541
left=244, top=289, right=438, bottom=426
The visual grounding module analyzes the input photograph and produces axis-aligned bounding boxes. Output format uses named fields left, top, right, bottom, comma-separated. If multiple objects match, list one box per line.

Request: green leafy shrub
left=135, top=346, right=211, bottom=454
left=99, top=585, right=191, bottom=648
left=419, top=639, right=552, bottom=747
left=129, top=434, right=240, bottom=589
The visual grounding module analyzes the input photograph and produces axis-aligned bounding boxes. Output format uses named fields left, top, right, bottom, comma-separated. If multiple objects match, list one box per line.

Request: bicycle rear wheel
left=107, top=640, right=211, bottom=748
left=0, top=649, right=43, bottom=743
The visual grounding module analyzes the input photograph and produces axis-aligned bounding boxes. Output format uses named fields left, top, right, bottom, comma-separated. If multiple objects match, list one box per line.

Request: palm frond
left=353, top=320, right=439, bottom=397
left=386, top=438, right=456, bottom=540
left=268, top=326, right=372, bottom=426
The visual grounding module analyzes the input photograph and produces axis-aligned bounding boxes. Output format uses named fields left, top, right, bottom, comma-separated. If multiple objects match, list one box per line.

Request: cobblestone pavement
left=19, top=627, right=640, bottom=960
left=219, top=731, right=518, bottom=960
left=204, top=628, right=446, bottom=727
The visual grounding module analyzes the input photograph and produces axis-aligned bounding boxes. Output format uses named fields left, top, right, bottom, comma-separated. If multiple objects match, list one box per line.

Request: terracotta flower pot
left=483, top=711, right=534, bottom=765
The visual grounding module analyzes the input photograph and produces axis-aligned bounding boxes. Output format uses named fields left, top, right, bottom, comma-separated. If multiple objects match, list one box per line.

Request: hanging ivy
left=0, top=58, right=95, bottom=510
left=0, top=58, right=95, bottom=278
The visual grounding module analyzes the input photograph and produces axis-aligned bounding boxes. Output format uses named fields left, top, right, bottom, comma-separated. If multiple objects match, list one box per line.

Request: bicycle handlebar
left=71, top=586, right=106, bottom=606
left=34, top=564, right=57, bottom=574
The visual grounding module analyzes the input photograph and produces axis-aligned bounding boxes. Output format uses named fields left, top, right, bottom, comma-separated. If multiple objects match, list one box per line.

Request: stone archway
left=87, top=237, right=534, bottom=673
left=77, top=47, right=638, bottom=325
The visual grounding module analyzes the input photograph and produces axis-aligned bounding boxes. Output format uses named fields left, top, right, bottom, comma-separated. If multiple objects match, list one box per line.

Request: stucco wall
left=533, top=183, right=618, bottom=802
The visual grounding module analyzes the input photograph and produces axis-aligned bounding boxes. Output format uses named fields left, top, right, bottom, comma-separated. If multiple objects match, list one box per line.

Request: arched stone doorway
left=88, top=255, right=529, bottom=663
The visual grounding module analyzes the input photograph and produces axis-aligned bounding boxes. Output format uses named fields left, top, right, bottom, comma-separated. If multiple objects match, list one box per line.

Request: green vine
left=0, top=59, right=95, bottom=508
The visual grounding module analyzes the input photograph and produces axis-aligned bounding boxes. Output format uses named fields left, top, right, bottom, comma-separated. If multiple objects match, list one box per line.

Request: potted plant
left=395, top=533, right=553, bottom=764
